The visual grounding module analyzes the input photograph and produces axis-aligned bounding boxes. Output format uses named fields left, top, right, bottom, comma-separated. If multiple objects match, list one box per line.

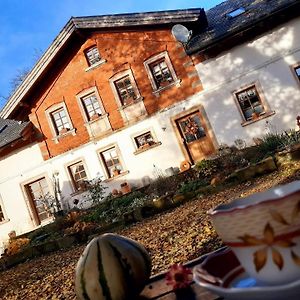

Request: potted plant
left=113, top=168, right=121, bottom=177
left=120, top=182, right=131, bottom=194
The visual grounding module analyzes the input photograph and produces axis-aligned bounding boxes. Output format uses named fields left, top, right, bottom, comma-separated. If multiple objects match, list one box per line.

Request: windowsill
left=241, top=111, right=275, bottom=127
left=103, top=170, right=129, bottom=182
left=85, top=59, right=107, bottom=72
left=133, top=142, right=162, bottom=155
left=0, top=219, right=10, bottom=225
left=117, top=97, right=144, bottom=110
left=87, top=113, right=109, bottom=124
left=52, top=128, right=76, bottom=143
left=152, top=79, right=181, bottom=96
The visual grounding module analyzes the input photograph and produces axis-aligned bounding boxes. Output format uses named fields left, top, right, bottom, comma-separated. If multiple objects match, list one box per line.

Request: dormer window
left=85, top=46, right=101, bottom=66
left=226, top=7, right=245, bottom=18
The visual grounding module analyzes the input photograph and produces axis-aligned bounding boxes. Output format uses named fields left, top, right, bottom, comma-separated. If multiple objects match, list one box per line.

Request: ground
left=0, top=162, right=299, bottom=299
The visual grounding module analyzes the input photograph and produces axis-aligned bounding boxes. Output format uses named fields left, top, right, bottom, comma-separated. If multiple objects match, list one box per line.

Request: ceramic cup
left=209, top=180, right=300, bottom=285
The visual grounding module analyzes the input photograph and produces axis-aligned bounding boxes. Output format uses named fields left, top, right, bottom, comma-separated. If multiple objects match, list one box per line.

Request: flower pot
left=120, top=182, right=131, bottom=194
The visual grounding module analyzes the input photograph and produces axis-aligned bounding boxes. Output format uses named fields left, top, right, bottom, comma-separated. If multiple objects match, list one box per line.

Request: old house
left=0, top=0, right=300, bottom=252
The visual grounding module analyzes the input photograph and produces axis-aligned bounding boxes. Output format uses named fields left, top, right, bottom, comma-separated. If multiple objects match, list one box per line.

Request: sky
left=0, top=0, right=223, bottom=109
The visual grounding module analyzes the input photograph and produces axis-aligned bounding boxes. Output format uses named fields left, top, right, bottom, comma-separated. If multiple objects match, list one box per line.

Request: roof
left=0, top=8, right=204, bottom=119
left=0, top=118, right=30, bottom=148
left=186, top=0, right=300, bottom=54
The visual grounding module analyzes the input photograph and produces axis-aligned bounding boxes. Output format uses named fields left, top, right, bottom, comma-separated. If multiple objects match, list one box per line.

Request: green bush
left=195, top=159, right=221, bottom=179
left=178, top=179, right=208, bottom=194
left=81, top=191, right=149, bottom=224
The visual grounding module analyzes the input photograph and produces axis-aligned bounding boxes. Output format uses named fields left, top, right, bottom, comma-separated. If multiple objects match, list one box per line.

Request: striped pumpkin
left=75, top=233, right=152, bottom=300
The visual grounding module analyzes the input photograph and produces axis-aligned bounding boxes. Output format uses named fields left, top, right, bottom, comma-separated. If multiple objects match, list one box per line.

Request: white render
left=194, top=17, right=300, bottom=146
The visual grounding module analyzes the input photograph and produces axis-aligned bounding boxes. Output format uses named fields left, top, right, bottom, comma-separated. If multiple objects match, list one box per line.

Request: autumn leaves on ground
left=0, top=163, right=299, bottom=299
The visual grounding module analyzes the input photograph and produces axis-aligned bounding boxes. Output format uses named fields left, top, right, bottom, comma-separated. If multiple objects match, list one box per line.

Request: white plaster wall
left=195, top=17, right=300, bottom=146
left=0, top=98, right=198, bottom=251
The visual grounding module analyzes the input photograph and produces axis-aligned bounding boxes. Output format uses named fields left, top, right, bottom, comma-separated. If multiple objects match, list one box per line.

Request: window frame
left=66, top=159, right=89, bottom=193
left=45, top=102, right=75, bottom=142
left=144, top=51, right=180, bottom=94
left=131, top=129, right=161, bottom=154
left=233, top=82, right=274, bottom=126
left=84, top=45, right=106, bottom=72
left=109, top=69, right=142, bottom=108
left=0, top=194, right=9, bottom=224
left=98, top=144, right=127, bottom=180
left=76, top=87, right=107, bottom=123
left=291, top=62, right=300, bottom=86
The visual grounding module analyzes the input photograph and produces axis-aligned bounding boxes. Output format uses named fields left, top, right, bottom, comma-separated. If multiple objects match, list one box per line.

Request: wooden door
left=176, top=111, right=215, bottom=163
left=25, top=177, right=52, bottom=225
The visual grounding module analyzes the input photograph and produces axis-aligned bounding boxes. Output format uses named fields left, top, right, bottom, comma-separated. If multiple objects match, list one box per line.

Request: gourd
left=75, top=233, right=152, bottom=300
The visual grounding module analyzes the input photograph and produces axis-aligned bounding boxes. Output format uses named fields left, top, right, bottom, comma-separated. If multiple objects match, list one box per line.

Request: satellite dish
left=171, top=24, right=191, bottom=43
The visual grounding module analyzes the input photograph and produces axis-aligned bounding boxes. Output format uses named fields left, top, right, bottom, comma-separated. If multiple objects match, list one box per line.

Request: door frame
left=171, top=105, right=219, bottom=164
left=20, top=173, right=54, bottom=226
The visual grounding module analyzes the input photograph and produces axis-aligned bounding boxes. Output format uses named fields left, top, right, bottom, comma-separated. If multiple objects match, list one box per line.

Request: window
left=294, top=65, right=300, bottom=82
left=235, top=85, right=265, bottom=121
left=50, top=108, right=71, bottom=134
left=150, top=59, right=173, bottom=88
left=100, top=147, right=123, bottom=178
left=85, top=46, right=101, bottom=66
left=0, top=205, right=4, bottom=222
left=81, top=93, right=103, bottom=120
left=144, top=51, right=179, bottom=92
left=115, top=75, right=138, bottom=106
left=68, top=161, right=88, bottom=191
left=226, top=7, right=245, bottom=18
left=46, top=102, right=75, bottom=142
left=134, top=131, right=155, bottom=149
left=25, top=177, right=52, bottom=224
left=110, top=69, right=142, bottom=107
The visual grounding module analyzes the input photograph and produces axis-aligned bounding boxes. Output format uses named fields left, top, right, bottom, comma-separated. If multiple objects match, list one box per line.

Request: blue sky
left=0, top=0, right=223, bottom=109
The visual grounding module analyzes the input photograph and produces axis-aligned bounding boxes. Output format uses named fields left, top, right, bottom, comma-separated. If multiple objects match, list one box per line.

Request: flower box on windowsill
left=103, top=170, right=130, bottom=183
left=152, top=79, right=181, bottom=96
left=52, top=128, right=76, bottom=143
left=133, top=141, right=162, bottom=155
left=241, top=111, right=276, bottom=127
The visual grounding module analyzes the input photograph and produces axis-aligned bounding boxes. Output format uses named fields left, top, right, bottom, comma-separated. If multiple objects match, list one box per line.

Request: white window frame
left=45, top=102, right=76, bottom=143
left=76, top=87, right=107, bottom=123
left=109, top=69, right=142, bottom=108
left=144, top=51, right=180, bottom=94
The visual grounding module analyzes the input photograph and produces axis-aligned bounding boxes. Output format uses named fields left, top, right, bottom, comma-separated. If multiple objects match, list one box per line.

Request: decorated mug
left=209, top=181, right=300, bottom=285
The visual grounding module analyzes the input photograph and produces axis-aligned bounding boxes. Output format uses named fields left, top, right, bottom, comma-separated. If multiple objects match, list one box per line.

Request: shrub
left=178, top=179, right=208, bottom=194
left=84, top=177, right=107, bottom=206
left=195, top=159, right=221, bottom=179
left=81, top=191, right=149, bottom=224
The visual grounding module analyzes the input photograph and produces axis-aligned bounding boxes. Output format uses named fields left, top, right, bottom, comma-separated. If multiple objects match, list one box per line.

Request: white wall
left=195, top=17, right=300, bottom=146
